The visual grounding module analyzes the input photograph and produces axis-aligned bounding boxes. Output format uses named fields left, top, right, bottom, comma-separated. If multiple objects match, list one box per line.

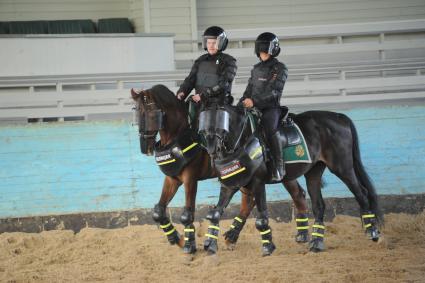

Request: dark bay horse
left=200, top=101, right=382, bottom=254
left=130, top=85, right=309, bottom=256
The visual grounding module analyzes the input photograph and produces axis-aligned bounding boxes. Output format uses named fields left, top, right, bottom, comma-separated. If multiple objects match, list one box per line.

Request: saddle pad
left=283, top=124, right=312, bottom=164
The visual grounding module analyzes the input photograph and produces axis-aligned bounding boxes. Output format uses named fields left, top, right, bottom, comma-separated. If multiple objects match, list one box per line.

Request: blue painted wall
left=1, top=104, right=424, bottom=218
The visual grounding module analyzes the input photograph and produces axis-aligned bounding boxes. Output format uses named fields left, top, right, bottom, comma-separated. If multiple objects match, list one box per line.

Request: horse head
left=199, top=103, right=247, bottom=159
left=131, top=88, right=164, bottom=156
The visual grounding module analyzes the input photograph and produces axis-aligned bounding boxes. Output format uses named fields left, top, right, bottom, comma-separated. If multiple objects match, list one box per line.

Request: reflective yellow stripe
left=260, top=229, right=271, bottom=235
left=230, top=224, right=235, bottom=229
left=364, top=223, right=372, bottom=228
left=205, top=234, right=218, bottom=239
left=296, top=218, right=309, bottom=222
left=312, top=232, right=324, bottom=238
left=164, top=228, right=176, bottom=236
left=184, top=237, right=189, bottom=241
left=182, top=142, right=198, bottom=153
left=249, top=147, right=262, bottom=159
left=262, top=240, right=270, bottom=243
left=184, top=228, right=194, bottom=232
left=362, top=214, right=376, bottom=219
left=313, top=224, right=325, bottom=229
left=235, top=217, right=243, bottom=223
left=160, top=223, right=171, bottom=229
left=208, top=225, right=220, bottom=230
left=221, top=167, right=246, bottom=179
left=296, top=226, right=309, bottom=230
left=158, top=159, right=176, bottom=165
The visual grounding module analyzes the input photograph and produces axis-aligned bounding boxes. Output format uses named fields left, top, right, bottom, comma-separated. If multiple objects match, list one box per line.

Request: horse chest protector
left=154, top=131, right=201, bottom=176
left=214, top=136, right=264, bottom=188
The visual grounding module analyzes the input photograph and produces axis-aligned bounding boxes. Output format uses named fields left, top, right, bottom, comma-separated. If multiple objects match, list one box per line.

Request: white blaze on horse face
left=207, top=39, right=218, bottom=55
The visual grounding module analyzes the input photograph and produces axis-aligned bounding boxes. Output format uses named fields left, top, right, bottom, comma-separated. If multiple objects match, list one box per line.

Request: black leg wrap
left=183, top=223, right=197, bottom=254
left=224, top=216, right=246, bottom=244
left=295, top=213, right=310, bottom=243
left=309, top=221, right=325, bottom=252
left=362, top=212, right=380, bottom=242
left=159, top=218, right=181, bottom=245
left=204, top=221, right=220, bottom=254
left=255, top=217, right=276, bottom=256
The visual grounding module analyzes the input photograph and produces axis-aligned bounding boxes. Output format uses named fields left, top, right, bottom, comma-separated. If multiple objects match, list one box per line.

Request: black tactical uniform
left=239, top=32, right=288, bottom=181
left=177, top=26, right=237, bottom=127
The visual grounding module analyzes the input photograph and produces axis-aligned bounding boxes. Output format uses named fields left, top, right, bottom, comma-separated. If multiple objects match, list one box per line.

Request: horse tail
left=349, top=118, right=384, bottom=225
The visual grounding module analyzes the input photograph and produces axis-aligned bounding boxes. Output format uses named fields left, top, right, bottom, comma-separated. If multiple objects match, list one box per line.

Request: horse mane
left=149, top=84, right=187, bottom=116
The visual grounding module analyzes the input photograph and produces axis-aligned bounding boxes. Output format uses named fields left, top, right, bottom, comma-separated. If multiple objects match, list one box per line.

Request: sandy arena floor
left=1, top=212, right=424, bottom=283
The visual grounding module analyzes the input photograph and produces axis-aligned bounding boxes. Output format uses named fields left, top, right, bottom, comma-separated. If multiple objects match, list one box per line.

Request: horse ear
left=131, top=88, right=144, bottom=101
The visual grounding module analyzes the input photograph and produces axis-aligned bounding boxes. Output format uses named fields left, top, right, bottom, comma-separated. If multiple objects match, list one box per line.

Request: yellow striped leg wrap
left=312, top=222, right=325, bottom=239
left=205, top=234, right=218, bottom=240
left=296, top=218, right=309, bottom=222
left=297, top=226, right=309, bottom=230
left=184, top=228, right=195, bottom=232
left=364, top=223, right=372, bottom=228
left=160, top=222, right=171, bottom=229
left=208, top=225, right=220, bottom=231
left=362, top=214, right=376, bottom=219
left=262, top=240, right=270, bottom=244
left=164, top=228, right=176, bottom=236
left=260, top=229, right=271, bottom=235
left=234, top=217, right=243, bottom=223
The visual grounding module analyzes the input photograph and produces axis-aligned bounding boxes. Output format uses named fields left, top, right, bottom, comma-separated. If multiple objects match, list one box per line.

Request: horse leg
left=180, top=178, right=198, bottom=254
left=252, top=180, right=276, bottom=256
left=224, top=189, right=255, bottom=249
left=283, top=179, right=309, bottom=243
left=331, top=168, right=380, bottom=241
left=304, top=163, right=327, bottom=252
left=153, top=176, right=184, bottom=248
left=204, top=186, right=239, bottom=255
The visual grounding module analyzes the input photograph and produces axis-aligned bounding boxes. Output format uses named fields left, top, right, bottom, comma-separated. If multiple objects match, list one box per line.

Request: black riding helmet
left=255, top=32, right=281, bottom=57
left=202, top=26, right=228, bottom=52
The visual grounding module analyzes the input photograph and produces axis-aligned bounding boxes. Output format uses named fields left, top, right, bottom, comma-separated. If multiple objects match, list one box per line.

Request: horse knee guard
left=152, top=203, right=167, bottom=223
left=255, top=216, right=269, bottom=231
left=180, top=207, right=194, bottom=226
left=206, top=208, right=221, bottom=224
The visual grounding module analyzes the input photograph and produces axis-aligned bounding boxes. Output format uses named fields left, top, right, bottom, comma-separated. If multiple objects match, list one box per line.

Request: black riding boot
left=270, top=131, right=285, bottom=182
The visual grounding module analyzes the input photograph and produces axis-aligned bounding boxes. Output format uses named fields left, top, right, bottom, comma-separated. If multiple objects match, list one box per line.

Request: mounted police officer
left=239, top=32, right=288, bottom=181
left=176, top=26, right=237, bottom=128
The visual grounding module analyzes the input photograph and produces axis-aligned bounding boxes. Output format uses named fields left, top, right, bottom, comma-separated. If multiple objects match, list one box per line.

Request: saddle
left=248, top=106, right=302, bottom=148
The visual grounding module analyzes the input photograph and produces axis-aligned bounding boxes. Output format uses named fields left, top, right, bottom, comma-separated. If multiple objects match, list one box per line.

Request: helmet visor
left=202, top=31, right=226, bottom=51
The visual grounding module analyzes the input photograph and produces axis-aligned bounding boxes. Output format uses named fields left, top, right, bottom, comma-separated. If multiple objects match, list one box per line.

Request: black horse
left=130, top=85, right=309, bottom=256
left=199, top=99, right=382, bottom=254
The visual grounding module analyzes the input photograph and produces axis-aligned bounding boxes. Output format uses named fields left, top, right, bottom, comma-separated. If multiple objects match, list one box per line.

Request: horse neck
left=227, top=109, right=250, bottom=151
left=159, top=109, right=188, bottom=146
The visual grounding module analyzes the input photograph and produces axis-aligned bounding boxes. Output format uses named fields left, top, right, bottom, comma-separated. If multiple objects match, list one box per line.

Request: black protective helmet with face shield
left=202, top=26, right=228, bottom=52
left=255, top=32, right=281, bottom=58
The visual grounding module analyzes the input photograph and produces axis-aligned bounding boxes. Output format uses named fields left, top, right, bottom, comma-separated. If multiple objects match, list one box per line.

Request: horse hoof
left=309, top=239, right=325, bottom=252
left=225, top=240, right=236, bottom=251
left=295, top=232, right=309, bottom=243
left=366, top=227, right=381, bottom=242
left=262, top=243, right=276, bottom=256
left=204, top=239, right=218, bottom=255
left=183, top=242, right=197, bottom=255
left=224, top=230, right=239, bottom=244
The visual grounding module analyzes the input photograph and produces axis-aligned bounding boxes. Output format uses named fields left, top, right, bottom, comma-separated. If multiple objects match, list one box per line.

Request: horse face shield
left=137, top=99, right=164, bottom=156
left=199, top=109, right=229, bottom=155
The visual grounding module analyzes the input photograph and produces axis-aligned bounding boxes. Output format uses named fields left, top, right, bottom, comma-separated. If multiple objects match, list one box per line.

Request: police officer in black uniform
left=239, top=32, right=288, bottom=181
left=176, top=26, right=237, bottom=127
